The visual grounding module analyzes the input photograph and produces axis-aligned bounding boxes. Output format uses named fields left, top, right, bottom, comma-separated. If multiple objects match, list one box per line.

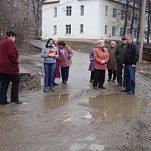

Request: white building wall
left=42, top=0, right=125, bottom=41
left=42, top=0, right=100, bottom=40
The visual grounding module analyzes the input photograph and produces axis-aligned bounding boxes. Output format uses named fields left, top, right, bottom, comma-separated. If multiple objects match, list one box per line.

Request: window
left=112, top=26, right=116, bottom=36
left=133, top=29, right=136, bottom=38
left=80, top=5, right=84, bottom=16
left=105, top=25, right=108, bottom=35
left=105, top=5, right=108, bottom=16
left=66, top=25, right=71, bottom=34
left=54, top=7, right=57, bottom=17
left=120, top=27, right=124, bottom=36
left=80, top=24, right=84, bottom=34
left=113, top=8, right=117, bottom=18
left=66, top=6, right=72, bottom=16
left=54, top=25, right=57, bottom=35
left=128, top=11, right=131, bottom=20
left=121, top=9, right=125, bottom=20
left=127, top=28, right=130, bottom=34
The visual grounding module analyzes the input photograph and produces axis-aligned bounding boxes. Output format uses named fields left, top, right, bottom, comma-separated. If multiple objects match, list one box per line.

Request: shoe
left=107, top=79, right=111, bottom=82
left=112, top=79, right=115, bottom=82
left=54, top=82, right=58, bottom=86
left=43, top=88, right=49, bottom=92
left=89, top=80, right=92, bottom=82
left=15, top=100, right=22, bottom=104
left=93, top=87, right=98, bottom=90
left=127, top=91, right=135, bottom=94
left=99, top=86, right=106, bottom=89
left=121, top=89, right=129, bottom=92
left=0, top=101, right=11, bottom=105
left=116, top=83, right=122, bottom=87
left=50, top=88, right=55, bottom=91
left=62, top=81, right=67, bottom=84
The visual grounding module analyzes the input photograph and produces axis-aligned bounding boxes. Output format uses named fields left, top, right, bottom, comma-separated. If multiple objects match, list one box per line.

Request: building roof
left=42, top=0, right=60, bottom=5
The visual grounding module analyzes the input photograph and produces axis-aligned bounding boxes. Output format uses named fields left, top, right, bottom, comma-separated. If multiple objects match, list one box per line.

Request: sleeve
left=133, top=44, right=139, bottom=64
left=105, top=48, right=109, bottom=63
left=66, top=45, right=73, bottom=59
left=54, top=48, right=59, bottom=59
left=115, top=46, right=119, bottom=60
left=41, top=47, right=49, bottom=58
left=7, top=41, right=18, bottom=64
left=94, top=48, right=101, bottom=64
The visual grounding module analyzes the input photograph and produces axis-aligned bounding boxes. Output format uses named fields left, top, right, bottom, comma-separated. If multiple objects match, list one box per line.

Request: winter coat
left=59, top=45, right=73, bottom=67
left=115, top=43, right=127, bottom=64
left=107, top=47, right=117, bottom=70
left=41, top=45, right=58, bottom=63
left=88, top=48, right=95, bottom=71
left=94, top=47, right=109, bottom=70
left=123, top=42, right=139, bottom=65
left=0, top=38, right=19, bottom=75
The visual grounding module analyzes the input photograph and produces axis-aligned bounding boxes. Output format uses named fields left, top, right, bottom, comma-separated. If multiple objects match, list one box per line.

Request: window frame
left=66, top=6, right=72, bottom=16
left=66, top=24, right=71, bottom=34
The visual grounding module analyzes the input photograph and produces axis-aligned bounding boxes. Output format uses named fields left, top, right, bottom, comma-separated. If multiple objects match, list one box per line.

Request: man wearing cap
left=115, top=36, right=127, bottom=86
left=122, top=34, right=139, bottom=94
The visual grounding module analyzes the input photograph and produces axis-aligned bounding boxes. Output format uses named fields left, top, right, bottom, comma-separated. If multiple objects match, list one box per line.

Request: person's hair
left=126, top=34, right=133, bottom=40
left=110, top=41, right=116, bottom=45
left=57, top=41, right=66, bottom=47
left=45, top=38, right=54, bottom=48
left=96, top=39, right=105, bottom=45
left=6, top=31, right=17, bottom=37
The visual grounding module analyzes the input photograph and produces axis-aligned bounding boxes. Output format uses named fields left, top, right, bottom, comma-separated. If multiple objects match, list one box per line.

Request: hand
left=132, top=64, right=136, bottom=68
left=101, top=60, right=105, bottom=64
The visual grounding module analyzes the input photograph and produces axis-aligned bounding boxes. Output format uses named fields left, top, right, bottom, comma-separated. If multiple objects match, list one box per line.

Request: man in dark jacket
left=115, top=36, right=127, bottom=86
left=0, top=31, right=22, bottom=104
left=122, top=34, right=139, bottom=94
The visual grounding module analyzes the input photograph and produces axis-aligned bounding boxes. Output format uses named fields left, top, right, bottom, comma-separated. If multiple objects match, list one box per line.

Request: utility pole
left=139, top=0, right=146, bottom=63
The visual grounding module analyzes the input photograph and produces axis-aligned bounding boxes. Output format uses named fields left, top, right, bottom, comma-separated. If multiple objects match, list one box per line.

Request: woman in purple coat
left=88, top=47, right=95, bottom=82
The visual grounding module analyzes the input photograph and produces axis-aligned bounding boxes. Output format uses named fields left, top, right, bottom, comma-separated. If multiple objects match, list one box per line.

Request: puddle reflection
left=79, top=94, right=147, bottom=121
left=44, top=94, right=69, bottom=109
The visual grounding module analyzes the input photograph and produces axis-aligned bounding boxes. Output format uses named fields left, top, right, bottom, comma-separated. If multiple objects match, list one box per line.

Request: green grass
left=64, top=41, right=95, bottom=53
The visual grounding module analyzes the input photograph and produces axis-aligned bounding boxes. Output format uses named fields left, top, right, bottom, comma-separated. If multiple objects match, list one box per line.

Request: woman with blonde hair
left=93, top=40, right=109, bottom=89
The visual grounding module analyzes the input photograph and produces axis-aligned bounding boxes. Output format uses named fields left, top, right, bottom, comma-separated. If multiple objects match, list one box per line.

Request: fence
left=143, top=46, right=151, bottom=62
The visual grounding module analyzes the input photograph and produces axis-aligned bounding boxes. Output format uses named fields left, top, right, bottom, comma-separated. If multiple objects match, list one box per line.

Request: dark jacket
left=115, top=43, right=127, bottom=64
left=0, top=38, right=19, bottom=74
left=123, top=42, right=139, bottom=65
left=107, top=47, right=117, bottom=70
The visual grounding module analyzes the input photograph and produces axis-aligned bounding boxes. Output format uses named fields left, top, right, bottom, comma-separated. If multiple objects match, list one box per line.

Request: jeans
left=44, top=62, right=56, bottom=89
left=0, top=73, right=20, bottom=103
left=124, top=64, right=136, bottom=92
left=61, top=66, right=70, bottom=82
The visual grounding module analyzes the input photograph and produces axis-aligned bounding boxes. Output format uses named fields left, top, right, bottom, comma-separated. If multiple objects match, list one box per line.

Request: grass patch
left=64, top=41, right=95, bottom=53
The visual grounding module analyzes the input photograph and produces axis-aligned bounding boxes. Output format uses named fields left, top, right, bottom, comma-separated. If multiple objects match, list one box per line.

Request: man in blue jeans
left=122, top=34, right=139, bottom=94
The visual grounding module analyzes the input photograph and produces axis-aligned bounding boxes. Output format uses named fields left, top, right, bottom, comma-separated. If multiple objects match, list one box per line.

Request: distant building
left=41, top=0, right=140, bottom=41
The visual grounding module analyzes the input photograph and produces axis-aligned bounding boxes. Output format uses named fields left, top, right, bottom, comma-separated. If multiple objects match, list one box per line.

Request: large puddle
left=44, top=94, right=69, bottom=109
left=79, top=94, right=147, bottom=121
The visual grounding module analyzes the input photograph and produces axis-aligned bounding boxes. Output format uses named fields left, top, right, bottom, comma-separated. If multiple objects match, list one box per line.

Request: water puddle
left=44, top=94, right=69, bottom=109
left=79, top=94, right=147, bottom=121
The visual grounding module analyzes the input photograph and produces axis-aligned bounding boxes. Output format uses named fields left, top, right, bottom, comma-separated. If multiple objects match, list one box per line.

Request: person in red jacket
left=0, top=31, right=22, bottom=104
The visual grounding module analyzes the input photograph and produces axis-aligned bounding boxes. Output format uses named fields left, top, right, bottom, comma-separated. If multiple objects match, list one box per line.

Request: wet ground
left=0, top=44, right=151, bottom=150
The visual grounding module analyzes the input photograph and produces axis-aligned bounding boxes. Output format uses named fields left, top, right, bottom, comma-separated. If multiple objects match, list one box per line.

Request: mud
left=0, top=45, right=151, bottom=151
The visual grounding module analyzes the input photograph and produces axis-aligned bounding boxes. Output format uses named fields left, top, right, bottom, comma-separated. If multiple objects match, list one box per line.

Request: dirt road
left=0, top=48, right=151, bottom=151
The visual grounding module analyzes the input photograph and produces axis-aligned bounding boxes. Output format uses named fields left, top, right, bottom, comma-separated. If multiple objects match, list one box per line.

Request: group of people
left=0, top=31, right=139, bottom=105
left=41, top=38, right=73, bottom=92
left=88, top=35, right=139, bottom=94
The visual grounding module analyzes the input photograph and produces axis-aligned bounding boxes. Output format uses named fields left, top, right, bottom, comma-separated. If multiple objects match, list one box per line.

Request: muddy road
left=0, top=50, right=151, bottom=151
